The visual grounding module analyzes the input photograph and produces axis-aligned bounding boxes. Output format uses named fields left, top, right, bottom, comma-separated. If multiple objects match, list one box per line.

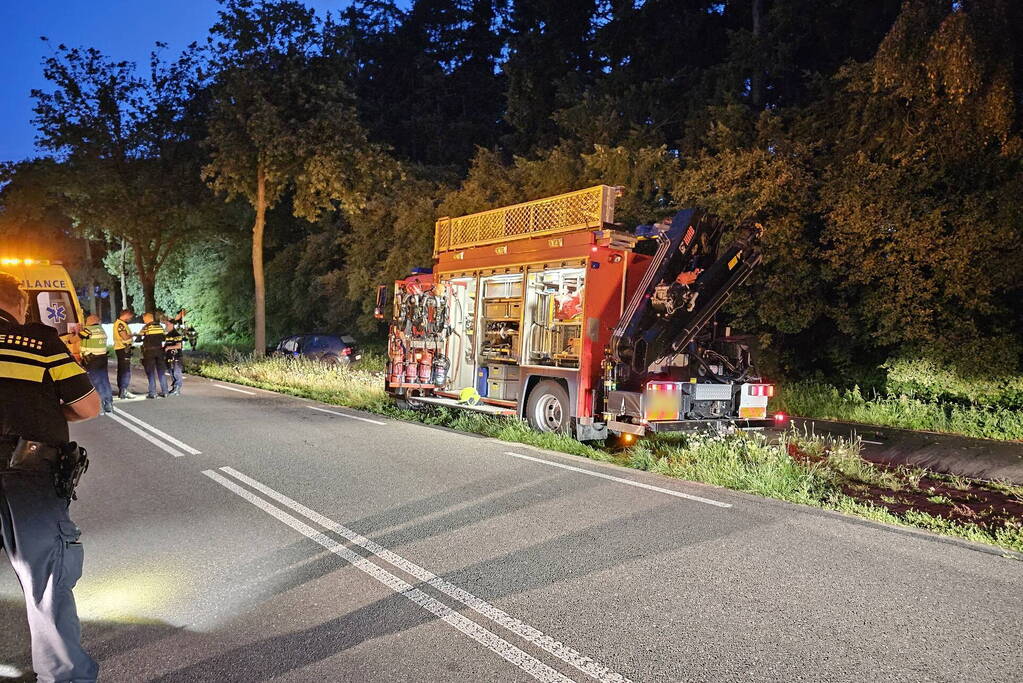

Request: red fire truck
left=379, top=185, right=781, bottom=441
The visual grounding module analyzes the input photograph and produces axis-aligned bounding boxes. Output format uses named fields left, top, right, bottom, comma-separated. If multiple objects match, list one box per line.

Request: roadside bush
left=774, top=380, right=1023, bottom=441
left=883, top=357, right=1023, bottom=409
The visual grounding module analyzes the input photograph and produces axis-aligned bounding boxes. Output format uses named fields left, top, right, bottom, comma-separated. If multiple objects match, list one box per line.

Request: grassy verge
left=774, top=381, right=1023, bottom=442
left=190, top=356, right=1023, bottom=555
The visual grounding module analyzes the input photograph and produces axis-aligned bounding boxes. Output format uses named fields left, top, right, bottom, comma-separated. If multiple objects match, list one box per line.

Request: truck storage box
left=487, top=379, right=520, bottom=401
left=488, top=364, right=521, bottom=380
left=485, top=301, right=521, bottom=319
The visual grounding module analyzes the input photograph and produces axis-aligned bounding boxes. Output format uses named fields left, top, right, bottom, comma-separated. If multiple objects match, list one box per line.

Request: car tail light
left=773, top=412, right=788, bottom=424
left=341, top=347, right=352, bottom=356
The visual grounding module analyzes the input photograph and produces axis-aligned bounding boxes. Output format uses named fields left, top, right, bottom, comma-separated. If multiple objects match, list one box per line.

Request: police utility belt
left=0, top=436, right=90, bottom=500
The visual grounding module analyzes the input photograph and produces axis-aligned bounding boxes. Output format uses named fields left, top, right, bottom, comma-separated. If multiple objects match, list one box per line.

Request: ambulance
left=0, top=258, right=85, bottom=359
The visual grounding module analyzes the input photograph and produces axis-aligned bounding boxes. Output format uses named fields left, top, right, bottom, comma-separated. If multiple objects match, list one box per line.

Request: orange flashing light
left=0, top=258, right=50, bottom=266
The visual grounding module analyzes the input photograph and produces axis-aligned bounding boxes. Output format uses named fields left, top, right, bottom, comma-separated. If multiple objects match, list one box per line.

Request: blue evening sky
left=1, top=1, right=352, bottom=162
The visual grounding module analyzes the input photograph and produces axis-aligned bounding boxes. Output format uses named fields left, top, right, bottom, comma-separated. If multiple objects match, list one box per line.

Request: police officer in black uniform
left=0, top=272, right=100, bottom=682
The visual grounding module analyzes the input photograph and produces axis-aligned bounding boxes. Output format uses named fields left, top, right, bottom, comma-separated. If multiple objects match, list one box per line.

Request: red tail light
left=773, top=412, right=788, bottom=423
left=341, top=347, right=352, bottom=356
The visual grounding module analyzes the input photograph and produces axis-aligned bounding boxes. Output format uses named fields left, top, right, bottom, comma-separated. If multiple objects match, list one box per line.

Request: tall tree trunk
left=252, top=161, right=267, bottom=357
left=109, top=276, right=119, bottom=324
left=132, top=247, right=157, bottom=314
left=120, top=237, right=129, bottom=313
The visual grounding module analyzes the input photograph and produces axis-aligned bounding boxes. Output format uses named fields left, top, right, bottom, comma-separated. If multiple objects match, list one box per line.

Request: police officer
left=163, top=317, right=185, bottom=396
left=0, top=272, right=100, bottom=682
left=171, top=308, right=198, bottom=350
left=135, top=312, right=168, bottom=398
left=78, top=314, right=113, bottom=413
left=112, top=309, right=136, bottom=399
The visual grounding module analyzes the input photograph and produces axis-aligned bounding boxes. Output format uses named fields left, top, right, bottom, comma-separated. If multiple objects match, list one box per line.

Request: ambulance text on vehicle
left=0, top=258, right=84, bottom=358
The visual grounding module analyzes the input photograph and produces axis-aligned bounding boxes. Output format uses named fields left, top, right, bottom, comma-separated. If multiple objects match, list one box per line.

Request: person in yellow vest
left=78, top=314, right=113, bottom=413
left=135, top=313, right=168, bottom=398
left=112, top=309, right=137, bottom=399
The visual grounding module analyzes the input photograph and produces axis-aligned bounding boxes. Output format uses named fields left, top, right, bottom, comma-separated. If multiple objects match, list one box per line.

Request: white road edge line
left=219, top=466, right=629, bottom=683
left=307, top=405, right=387, bottom=426
left=107, top=413, right=187, bottom=458
left=503, top=452, right=732, bottom=509
left=201, top=470, right=574, bottom=683
left=861, top=440, right=884, bottom=445
left=212, top=383, right=257, bottom=395
left=112, top=408, right=202, bottom=455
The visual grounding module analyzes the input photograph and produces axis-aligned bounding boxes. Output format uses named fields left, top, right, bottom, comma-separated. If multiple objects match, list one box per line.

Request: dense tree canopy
left=1, top=0, right=1020, bottom=383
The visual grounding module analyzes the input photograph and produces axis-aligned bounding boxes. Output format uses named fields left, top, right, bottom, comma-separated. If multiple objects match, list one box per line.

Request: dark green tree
left=814, top=0, right=1023, bottom=368
left=203, top=0, right=392, bottom=355
left=31, top=41, right=214, bottom=312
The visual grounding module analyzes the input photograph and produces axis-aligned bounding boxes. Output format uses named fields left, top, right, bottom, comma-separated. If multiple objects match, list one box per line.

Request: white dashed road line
left=861, top=440, right=884, bottom=445
left=202, top=469, right=579, bottom=683
left=307, top=405, right=387, bottom=426
left=112, top=408, right=203, bottom=455
left=212, top=383, right=257, bottom=395
left=106, top=412, right=188, bottom=458
left=218, top=466, right=630, bottom=683
left=503, top=451, right=732, bottom=509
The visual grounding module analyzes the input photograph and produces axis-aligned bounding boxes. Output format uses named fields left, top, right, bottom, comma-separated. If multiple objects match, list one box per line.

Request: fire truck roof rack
left=434, top=185, right=622, bottom=255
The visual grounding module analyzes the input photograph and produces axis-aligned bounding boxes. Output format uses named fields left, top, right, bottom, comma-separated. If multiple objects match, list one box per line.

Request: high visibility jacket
left=79, top=324, right=108, bottom=356
left=113, top=319, right=133, bottom=350
left=136, top=322, right=166, bottom=355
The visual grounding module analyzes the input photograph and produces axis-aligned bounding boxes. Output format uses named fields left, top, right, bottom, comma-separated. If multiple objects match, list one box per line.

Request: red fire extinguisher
left=418, top=350, right=434, bottom=384
left=405, top=351, right=420, bottom=383
left=389, top=344, right=404, bottom=385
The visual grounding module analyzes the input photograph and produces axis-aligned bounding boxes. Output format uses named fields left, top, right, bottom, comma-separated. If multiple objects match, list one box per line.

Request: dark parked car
left=273, top=334, right=362, bottom=366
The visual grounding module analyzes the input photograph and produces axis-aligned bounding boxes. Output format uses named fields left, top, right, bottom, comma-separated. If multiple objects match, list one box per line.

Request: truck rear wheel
left=526, top=380, right=571, bottom=433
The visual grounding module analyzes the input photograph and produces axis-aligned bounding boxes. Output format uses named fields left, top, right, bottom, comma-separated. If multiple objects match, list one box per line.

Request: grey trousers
left=0, top=470, right=98, bottom=683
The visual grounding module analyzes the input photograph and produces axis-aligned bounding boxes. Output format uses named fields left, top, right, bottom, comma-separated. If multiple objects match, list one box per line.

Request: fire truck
left=379, top=186, right=781, bottom=441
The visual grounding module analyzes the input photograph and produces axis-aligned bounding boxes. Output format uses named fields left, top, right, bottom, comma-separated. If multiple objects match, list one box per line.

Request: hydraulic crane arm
left=609, top=210, right=763, bottom=380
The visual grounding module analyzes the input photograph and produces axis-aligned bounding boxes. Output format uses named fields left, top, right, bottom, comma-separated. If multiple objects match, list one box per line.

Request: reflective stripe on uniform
left=0, top=348, right=69, bottom=363
left=49, top=362, right=86, bottom=380
left=0, top=360, right=46, bottom=382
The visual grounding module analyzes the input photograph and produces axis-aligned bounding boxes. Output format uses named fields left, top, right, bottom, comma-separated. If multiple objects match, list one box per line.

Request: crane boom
left=609, top=210, right=763, bottom=387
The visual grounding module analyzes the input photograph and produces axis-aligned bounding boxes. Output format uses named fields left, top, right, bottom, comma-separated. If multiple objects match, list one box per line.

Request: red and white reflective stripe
left=748, top=384, right=775, bottom=397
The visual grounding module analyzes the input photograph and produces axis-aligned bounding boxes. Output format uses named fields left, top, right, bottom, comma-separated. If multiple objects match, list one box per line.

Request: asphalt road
left=1, top=372, right=1021, bottom=682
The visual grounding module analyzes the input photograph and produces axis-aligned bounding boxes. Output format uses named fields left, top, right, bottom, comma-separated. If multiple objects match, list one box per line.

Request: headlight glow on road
left=77, top=572, right=179, bottom=623
left=0, top=664, right=25, bottom=679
